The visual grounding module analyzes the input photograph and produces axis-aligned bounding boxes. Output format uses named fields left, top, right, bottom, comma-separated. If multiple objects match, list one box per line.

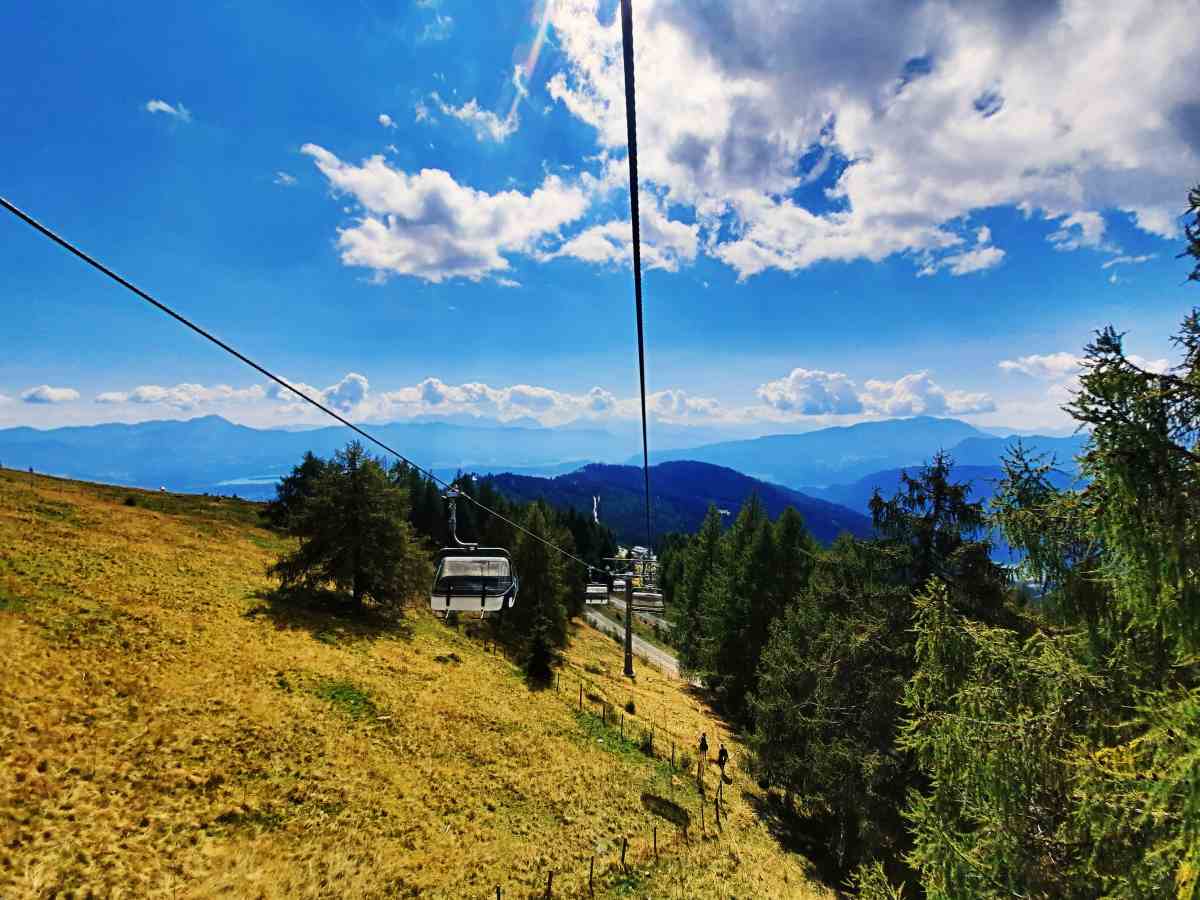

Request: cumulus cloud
left=1000, top=350, right=1169, bottom=380
left=546, top=0, right=1198, bottom=278
left=646, top=389, right=722, bottom=421
left=999, top=352, right=1083, bottom=380
left=862, top=371, right=995, bottom=416
left=273, top=171, right=297, bottom=186
left=21, top=385, right=81, bottom=404
left=551, top=193, right=699, bottom=272
left=756, top=368, right=863, bottom=415
left=144, top=99, right=191, bottom=122
left=378, top=113, right=396, bottom=128
left=95, top=383, right=266, bottom=410
left=302, top=144, right=592, bottom=282
left=755, top=367, right=992, bottom=418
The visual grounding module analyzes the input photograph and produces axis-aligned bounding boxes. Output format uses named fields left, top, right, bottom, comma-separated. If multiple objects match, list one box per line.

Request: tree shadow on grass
left=243, top=586, right=413, bottom=646
left=741, top=788, right=848, bottom=893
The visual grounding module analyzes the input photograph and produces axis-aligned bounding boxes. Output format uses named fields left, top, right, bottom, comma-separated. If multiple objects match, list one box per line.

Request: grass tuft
left=313, top=680, right=377, bottom=719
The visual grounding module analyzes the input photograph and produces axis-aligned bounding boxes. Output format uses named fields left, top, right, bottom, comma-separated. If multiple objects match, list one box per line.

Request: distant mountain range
left=484, top=461, right=873, bottom=546
left=0, top=414, right=1090, bottom=523
left=807, top=463, right=1082, bottom=517
left=640, top=416, right=1089, bottom=488
left=0, top=415, right=632, bottom=498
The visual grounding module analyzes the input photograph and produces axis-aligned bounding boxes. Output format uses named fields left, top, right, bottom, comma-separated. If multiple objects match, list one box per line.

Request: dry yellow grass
left=0, top=470, right=828, bottom=899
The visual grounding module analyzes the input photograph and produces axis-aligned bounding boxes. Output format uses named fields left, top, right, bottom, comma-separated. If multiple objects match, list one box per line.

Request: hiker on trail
left=717, top=743, right=729, bottom=774
left=698, top=732, right=709, bottom=782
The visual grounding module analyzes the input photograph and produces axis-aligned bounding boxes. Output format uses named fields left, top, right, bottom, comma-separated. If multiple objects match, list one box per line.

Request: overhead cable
left=0, top=195, right=596, bottom=572
left=618, top=0, right=655, bottom=556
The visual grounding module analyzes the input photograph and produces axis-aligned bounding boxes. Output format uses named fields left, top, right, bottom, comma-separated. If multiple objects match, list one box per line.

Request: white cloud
left=322, top=373, right=369, bottom=412
left=378, top=113, right=395, bottom=129
left=21, top=385, right=81, bottom=404
left=0, top=393, right=12, bottom=405
left=302, top=143, right=591, bottom=283
left=755, top=367, right=992, bottom=418
left=1048, top=211, right=1109, bottom=252
left=646, top=389, right=723, bottom=421
left=917, top=224, right=1005, bottom=277
left=95, top=383, right=266, bottom=410
left=414, top=101, right=432, bottom=123
left=862, top=371, right=995, bottom=416
left=756, top=368, right=863, bottom=415
left=273, top=171, right=297, bottom=187
left=999, top=352, right=1083, bottom=380
left=144, top=99, right=191, bottom=122
left=1101, top=253, right=1157, bottom=269
left=550, top=193, right=699, bottom=272
left=431, top=94, right=518, bottom=143
left=547, top=0, right=1198, bottom=278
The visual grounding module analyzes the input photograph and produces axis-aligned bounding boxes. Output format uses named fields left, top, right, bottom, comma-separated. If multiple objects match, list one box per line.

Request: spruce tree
left=270, top=442, right=430, bottom=612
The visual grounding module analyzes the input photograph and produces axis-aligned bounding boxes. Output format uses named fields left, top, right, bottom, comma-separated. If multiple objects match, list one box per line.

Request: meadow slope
left=0, top=470, right=826, bottom=899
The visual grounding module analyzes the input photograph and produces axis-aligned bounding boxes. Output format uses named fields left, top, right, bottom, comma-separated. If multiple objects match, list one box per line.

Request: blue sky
left=2, top=0, right=1197, bottom=437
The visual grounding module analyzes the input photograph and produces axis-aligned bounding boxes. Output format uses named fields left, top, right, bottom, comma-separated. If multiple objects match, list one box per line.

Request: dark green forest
left=660, top=185, right=1200, bottom=896
left=265, top=442, right=619, bottom=682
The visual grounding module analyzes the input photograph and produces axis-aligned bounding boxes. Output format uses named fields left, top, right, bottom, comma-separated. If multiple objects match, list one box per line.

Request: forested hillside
left=661, top=188, right=1200, bottom=897
left=484, top=460, right=873, bottom=547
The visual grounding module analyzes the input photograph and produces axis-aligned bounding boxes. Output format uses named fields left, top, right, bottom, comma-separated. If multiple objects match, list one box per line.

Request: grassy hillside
left=0, top=470, right=824, bottom=898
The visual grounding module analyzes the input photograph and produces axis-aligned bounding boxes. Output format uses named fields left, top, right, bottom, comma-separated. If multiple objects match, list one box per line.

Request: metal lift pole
left=624, top=577, right=635, bottom=678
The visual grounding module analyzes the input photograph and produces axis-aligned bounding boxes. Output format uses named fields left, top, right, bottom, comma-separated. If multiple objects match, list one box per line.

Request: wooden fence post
left=671, top=740, right=675, bottom=768
left=621, top=836, right=628, bottom=871
left=620, top=713, right=624, bottom=739
left=653, top=826, right=658, bottom=861
left=544, top=871, right=553, bottom=898
left=495, top=888, right=501, bottom=900
left=579, top=682, right=583, bottom=711
left=589, top=856, right=595, bottom=896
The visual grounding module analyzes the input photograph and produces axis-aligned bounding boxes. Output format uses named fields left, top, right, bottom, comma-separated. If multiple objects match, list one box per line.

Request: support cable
left=0, top=195, right=595, bottom=572
left=619, top=0, right=654, bottom=557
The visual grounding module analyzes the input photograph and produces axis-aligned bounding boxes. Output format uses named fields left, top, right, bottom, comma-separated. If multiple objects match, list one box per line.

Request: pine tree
left=671, top=504, right=723, bottom=672
left=508, top=504, right=567, bottom=683
left=270, top=442, right=430, bottom=613
left=264, top=451, right=328, bottom=530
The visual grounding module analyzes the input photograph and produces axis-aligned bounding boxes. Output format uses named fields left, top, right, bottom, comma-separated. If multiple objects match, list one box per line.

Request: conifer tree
left=508, top=503, right=567, bottom=682
left=671, top=504, right=723, bottom=672
left=270, top=442, right=430, bottom=612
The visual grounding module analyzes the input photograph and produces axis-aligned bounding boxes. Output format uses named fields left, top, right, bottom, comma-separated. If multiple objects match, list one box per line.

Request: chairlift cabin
left=429, top=487, right=518, bottom=615
left=585, top=582, right=609, bottom=606
left=631, top=589, right=665, bottom=612
left=430, top=548, right=518, bottom=614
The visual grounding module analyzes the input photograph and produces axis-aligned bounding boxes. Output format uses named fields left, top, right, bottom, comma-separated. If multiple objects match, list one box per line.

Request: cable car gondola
left=631, top=589, right=664, bottom=612
left=430, top=488, right=518, bottom=615
left=585, top=581, right=609, bottom=606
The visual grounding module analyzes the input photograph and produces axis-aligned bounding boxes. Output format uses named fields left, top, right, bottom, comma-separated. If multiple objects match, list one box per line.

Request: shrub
left=625, top=699, right=636, bottom=715
left=123, top=495, right=137, bottom=507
